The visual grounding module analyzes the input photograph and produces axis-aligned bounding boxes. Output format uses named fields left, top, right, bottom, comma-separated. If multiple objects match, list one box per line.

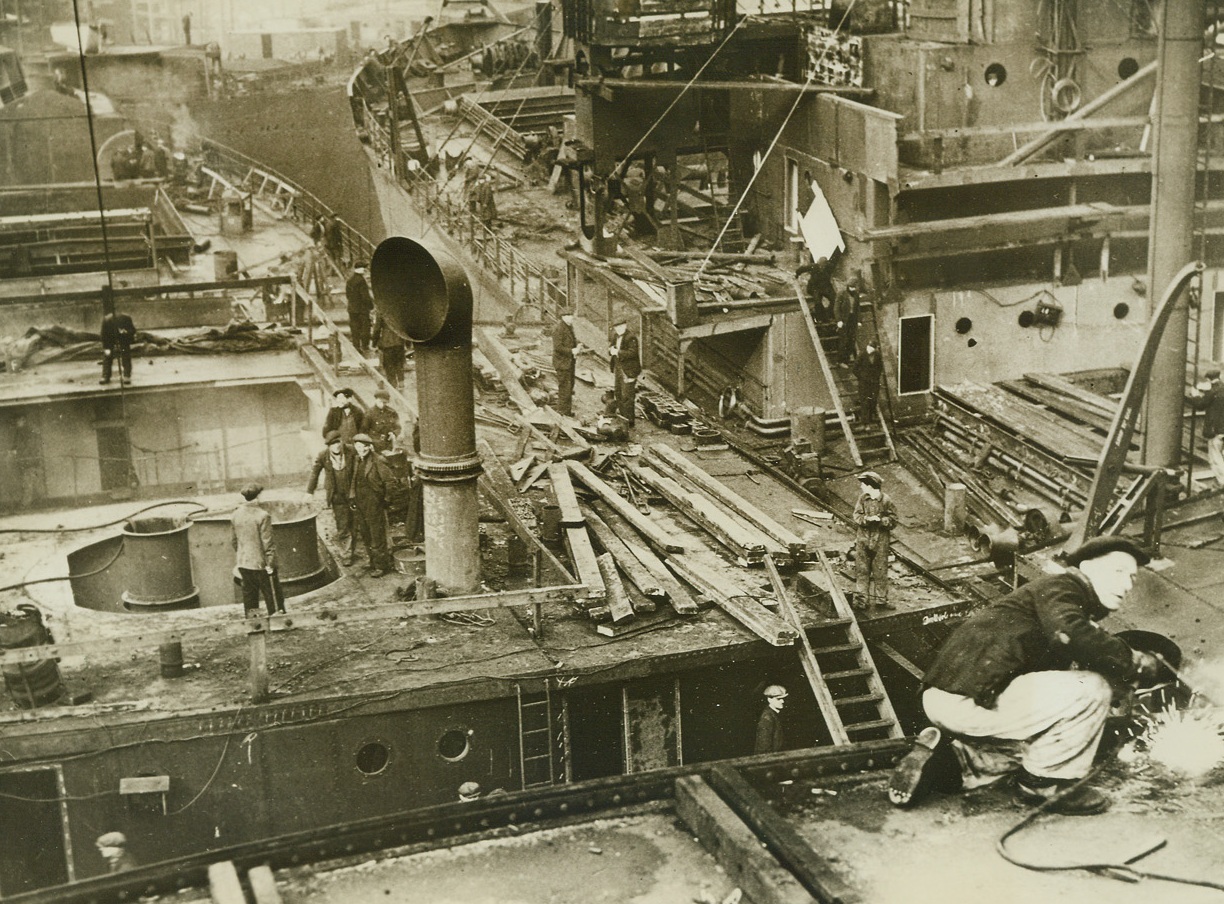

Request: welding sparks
left=1142, top=707, right=1224, bottom=778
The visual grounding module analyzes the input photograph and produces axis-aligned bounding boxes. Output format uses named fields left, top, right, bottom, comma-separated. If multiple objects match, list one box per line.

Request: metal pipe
left=1143, top=1, right=1205, bottom=468
left=371, top=236, right=482, bottom=594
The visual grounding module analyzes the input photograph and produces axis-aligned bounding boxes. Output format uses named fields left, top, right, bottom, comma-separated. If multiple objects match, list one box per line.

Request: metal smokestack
left=370, top=236, right=482, bottom=595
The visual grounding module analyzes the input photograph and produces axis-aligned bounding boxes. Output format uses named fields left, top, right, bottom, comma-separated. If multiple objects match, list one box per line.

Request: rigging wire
left=696, top=0, right=860, bottom=277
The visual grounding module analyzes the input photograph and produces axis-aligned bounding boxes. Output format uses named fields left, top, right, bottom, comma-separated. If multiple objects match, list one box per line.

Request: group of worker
left=551, top=310, right=641, bottom=439
left=346, top=263, right=409, bottom=389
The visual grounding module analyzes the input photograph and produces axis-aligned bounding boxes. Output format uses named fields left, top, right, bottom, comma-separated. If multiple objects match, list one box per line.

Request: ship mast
left=1143, top=0, right=1205, bottom=468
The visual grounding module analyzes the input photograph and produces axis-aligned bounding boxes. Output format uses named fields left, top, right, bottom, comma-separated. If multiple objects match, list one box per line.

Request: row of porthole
left=981, top=57, right=1140, bottom=88
left=951, top=302, right=1131, bottom=341
left=354, top=728, right=472, bottom=776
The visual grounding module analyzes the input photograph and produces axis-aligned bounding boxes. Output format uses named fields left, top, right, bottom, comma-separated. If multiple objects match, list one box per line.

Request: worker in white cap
left=95, top=831, right=137, bottom=873
left=852, top=471, right=896, bottom=610
left=755, top=684, right=788, bottom=754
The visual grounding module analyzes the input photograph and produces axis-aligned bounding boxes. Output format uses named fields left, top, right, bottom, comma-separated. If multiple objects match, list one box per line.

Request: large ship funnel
left=371, top=236, right=482, bottom=595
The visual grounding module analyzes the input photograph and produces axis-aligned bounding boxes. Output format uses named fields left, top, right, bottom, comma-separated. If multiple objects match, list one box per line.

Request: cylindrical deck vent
left=0, top=605, right=64, bottom=709
left=372, top=236, right=482, bottom=595
left=121, top=516, right=200, bottom=612
left=262, top=500, right=326, bottom=590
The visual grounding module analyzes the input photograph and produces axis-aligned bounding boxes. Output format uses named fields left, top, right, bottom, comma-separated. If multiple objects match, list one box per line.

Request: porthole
left=356, top=741, right=390, bottom=775
left=984, top=63, right=1007, bottom=87
left=1118, top=57, right=1140, bottom=80
left=438, top=728, right=471, bottom=762
left=1113, top=302, right=1130, bottom=320
left=954, top=316, right=973, bottom=334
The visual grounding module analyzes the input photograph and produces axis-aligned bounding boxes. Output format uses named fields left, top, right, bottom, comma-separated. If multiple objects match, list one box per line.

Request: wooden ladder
left=802, top=550, right=904, bottom=742
left=515, top=682, right=557, bottom=789
left=795, top=279, right=862, bottom=466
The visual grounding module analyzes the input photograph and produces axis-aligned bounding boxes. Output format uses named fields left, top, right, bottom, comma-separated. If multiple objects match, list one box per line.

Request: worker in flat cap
left=364, top=388, right=401, bottom=453
left=307, top=431, right=358, bottom=565
left=551, top=310, right=583, bottom=417
left=1188, top=368, right=1224, bottom=485
left=350, top=434, right=395, bottom=577
left=889, top=536, right=1161, bottom=816
left=852, top=471, right=896, bottom=611
left=231, top=484, right=286, bottom=617
left=754, top=684, right=788, bottom=754
left=96, top=831, right=137, bottom=872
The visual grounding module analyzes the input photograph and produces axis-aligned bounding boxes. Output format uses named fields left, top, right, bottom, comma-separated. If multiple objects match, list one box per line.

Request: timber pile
left=599, top=250, right=795, bottom=308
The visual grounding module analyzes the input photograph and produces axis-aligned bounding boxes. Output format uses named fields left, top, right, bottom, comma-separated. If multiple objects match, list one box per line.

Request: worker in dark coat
left=754, top=684, right=787, bottom=754
left=1189, top=368, right=1224, bottom=485
left=835, top=276, right=861, bottom=367
left=852, top=471, right=896, bottom=610
left=306, top=431, right=358, bottom=565
left=854, top=341, right=883, bottom=424
left=364, top=389, right=401, bottom=452
left=797, top=256, right=836, bottom=324
left=322, top=388, right=365, bottom=444
left=345, top=265, right=374, bottom=353
left=100, top=311, right=136, bottom=385
left=231, top=484, right=285, bottom=617
left=373, top=310, right=407, bottom=389
left=889, top=536, right=1160, bottom=816
left=350, top=434, right=395, bottom=577
left=551, top=311, right=582, bottom=417
left=610, top=319, right=641, bottom=426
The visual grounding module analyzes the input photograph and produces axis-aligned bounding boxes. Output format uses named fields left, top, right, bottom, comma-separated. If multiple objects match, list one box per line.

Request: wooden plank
left=564, top=524, right=607, bottom=604
left=474, top=325, right=541, bottom=414
left=208, top=862, right=246, bottom=904
left=674, top=775, right=817, bottom=904
left=248, top=864, right=284, bottom=904
left=863, top=202, right=1120, bottom=242
left=668, top=554, right=796, bottom=646
left=589, top=501, right=701, bottom=615
left=648, top=444, right=806, bottom=556
left=584, top=507, right=665, bottom=600
left=707, top=765, right=857, bottom=904
left=595, top=552, right=634, bottom=623
left=794, top=278, right=861, bottom=466
left=634, top=465, right=773, bottom=564
left=765, top=555, right=850, bottom=746
left=1022, top=371, right=1117, bottom=418
left=548, top=461, right=585, bottom=526
left=566, top=460, right=686, bottom=554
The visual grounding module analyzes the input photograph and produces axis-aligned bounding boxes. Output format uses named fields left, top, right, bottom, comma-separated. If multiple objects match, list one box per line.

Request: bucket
left=540, top=504, right=562, bottom=542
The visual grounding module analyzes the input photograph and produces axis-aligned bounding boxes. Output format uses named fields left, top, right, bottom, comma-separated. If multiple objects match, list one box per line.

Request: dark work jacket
left=855, top=348, right=883, bottom=389
left=322, top=405, right=366, bottom=443
left=101, top=313, right=136, bottom=348
left=755, top=707, right=784, bottom=754
left=552, top=319, right=577, bottom=371
left=922, top=569, right=1138, bottom=707
left=306, top=445, right=356, bottom=504
left=350, top=453, right=392, bottom=513
left=1192, top=382, right=1224, bottom=438
left=364, top=406, right=401, bottom=447
left=616, top=333, right=642, bottom=380
left=345, top=273, right=373, bottom=315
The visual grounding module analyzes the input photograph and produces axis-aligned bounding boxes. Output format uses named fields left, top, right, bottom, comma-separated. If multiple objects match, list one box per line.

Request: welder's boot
left=888, top=727, right=960, bottom=807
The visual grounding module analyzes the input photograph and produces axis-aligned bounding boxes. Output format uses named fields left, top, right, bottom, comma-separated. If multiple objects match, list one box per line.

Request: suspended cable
left=697, top=0, right=860, bottom=277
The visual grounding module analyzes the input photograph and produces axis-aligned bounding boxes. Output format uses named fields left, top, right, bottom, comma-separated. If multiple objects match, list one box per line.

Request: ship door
left=898, top=314, right=934, bottom=395
left=0, top=767, right=72, bottom=894
left=622, top=677, right=681, bottom=773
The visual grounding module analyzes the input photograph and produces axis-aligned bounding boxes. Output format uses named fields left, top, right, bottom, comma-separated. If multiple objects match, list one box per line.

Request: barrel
left=540, top=504, right=562, bottom=543
left=121, top=516, right=200, bottom=612
left=0, top=605, right=64, bottom=709
left=159, top=642, right=184, bottom=679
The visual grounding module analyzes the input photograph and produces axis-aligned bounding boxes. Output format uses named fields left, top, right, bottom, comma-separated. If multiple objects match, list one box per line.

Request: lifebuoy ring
left=718, top=386, right=740, bottom=420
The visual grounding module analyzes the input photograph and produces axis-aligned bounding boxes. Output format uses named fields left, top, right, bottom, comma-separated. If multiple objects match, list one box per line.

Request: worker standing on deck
left=1188, top=369, right=1224, bottom=485
left=610, top=319, right=641, bottom=427
left=100, top=311, right=136, bottom=385
left=365, top=389, right=401, bottom=452
left=552, top=310, right=582, bottom=417
left=232, top=484, right=286, bottom=617
left=350, top=434, right=395, bottom=577
left=373, top=310, right=407, bottom=389
left=755, top=684, right=787, bottom=754
left=307, top=431, right=358, bottom=566
left=345, top=264, right=374, bottom=354
left=852, top=471, right=895, bottom=610
left=322, top=388, right=366, bottom=444
left=889, top=536, right=1161, bottom=816
left=854, top=341, right=883, bottom=425
left=835, top=276, right=861, bottom=368
left=473, top=173, right=498, bottom=229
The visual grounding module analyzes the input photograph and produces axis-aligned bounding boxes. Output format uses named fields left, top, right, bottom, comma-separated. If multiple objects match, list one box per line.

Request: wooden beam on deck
left=566, top=460, right=686, bottom=554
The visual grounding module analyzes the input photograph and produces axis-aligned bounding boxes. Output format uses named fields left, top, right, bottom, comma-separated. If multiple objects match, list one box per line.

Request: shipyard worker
left=755, top=684, right=787, bottom=754
left=595, top=390, right=629, bottom=442
left=889, top=536, right=1161, bottom=816
left=552, top=310, right=582, bottom=417
left=372, top=311, right=407, bottom=389
left=231, top=484, right=286, bottom=617
left=11, top=413, right=44, bottom=510
left=473, top=173, right=498, bottom=229
left=350, top=434, right=395, bottom=577
left=100, top=311, right=136, bottom=385
left=322, top=388, right=365, bottom=444
left=835, top=276, right=862, bottom=367
left=365, top=389, right=401, bottom=452
left=182, top=11, right=191, bottom=45
left=610, top=319, right=641, bottom=427
left=1188, top=369, right=1224, bottom=485
left=95, top=831, right=137, bottom=873
left=345, top=264, right=374, bottom=353
left=854, top=341, right=883, bottom=425
left=796, top=255, right=836, bottom=324
left=852, top=471, right=895, bottom=610
left=307, top=431, right=358, bottom=566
